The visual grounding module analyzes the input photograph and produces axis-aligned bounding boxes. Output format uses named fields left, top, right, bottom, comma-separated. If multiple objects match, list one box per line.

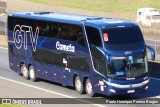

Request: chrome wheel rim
left=23, top=66, right=28, bottom=77
left=76, top=79, right=82, bottom=91
left=86, top=81, right=92, bottom=94
left=30, top=68, right=35, bottom=79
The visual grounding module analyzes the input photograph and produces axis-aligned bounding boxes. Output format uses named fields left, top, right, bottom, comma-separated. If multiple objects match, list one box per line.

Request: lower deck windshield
left=108, top=54, right=148, bottom=79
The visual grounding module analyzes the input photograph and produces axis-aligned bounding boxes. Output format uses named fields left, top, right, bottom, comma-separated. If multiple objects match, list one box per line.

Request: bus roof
left=9, top=12, right=137, bottom=28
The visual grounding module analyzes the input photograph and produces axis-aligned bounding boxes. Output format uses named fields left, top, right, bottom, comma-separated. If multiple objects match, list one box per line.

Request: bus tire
left=29, top=65, right=37, bottom=82
left=21, top=64, right=29, bottom=80
left=85, top=79, right=96, bottom=97
left=75, top=76, right=84, bottom=94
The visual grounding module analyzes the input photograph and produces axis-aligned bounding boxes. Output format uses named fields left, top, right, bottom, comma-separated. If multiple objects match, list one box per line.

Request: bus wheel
left=29, top=65, right=37, bottom=82
left=75, top=76, right=84, bottom=94
left=21, top=64, right=29, bottom=80
left=85, top=79, right=95, bottom=97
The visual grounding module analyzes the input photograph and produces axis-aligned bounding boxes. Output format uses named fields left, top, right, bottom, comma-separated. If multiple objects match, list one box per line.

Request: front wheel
left=85, top=79, right=96, bottom=97
left=29, top=65, right=37, bottom=82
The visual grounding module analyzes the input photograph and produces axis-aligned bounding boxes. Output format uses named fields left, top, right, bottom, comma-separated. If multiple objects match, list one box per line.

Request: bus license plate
left=127, top=90, right=135, bottom=93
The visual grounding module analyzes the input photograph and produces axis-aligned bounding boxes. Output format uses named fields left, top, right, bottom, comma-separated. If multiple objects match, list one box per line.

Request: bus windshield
left=108, top=54, right=148, bottom=79
left=102, top=26, right=145, bottom=50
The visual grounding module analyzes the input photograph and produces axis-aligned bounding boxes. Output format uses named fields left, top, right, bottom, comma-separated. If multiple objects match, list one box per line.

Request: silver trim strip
left=104, top=79, right=149, bottom=89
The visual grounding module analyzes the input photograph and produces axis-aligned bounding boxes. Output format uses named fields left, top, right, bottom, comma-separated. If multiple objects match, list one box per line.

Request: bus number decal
left=13, top=25, right=39, bottom=51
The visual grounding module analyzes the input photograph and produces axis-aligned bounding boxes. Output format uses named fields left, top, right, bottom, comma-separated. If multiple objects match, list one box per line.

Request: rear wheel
left=75, top=76, right=84, bottom=94
left=85, top=79, right=96, bottom=97
left=21, top=64, right=29, bottom=80
left=29, top=65, right=37, bottom=82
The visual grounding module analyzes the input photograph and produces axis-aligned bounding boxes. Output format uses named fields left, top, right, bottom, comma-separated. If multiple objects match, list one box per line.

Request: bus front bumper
left=103, top=78, right=149, bottom=96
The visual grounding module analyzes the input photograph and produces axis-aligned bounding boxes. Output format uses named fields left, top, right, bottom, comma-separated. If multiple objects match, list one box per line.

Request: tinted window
left=85, top=26, right=105, bottom=74
left=35, top=21, right=86, bottom=47
left=47, top=22, right=59, bottom=38
left=86, top=26, right=102, bottom=47
left=16, top=17, right=26, bottom=25
left=8, top=16, right=16, bottom=31
left=67, top=55, right=89, bottom=72
left=36, top=20, right=48, bottom=36
left=43, top=49, right=66, bottom=67
left=32, top=48, right=43, bottom=62
left=26, top=18, right=36, bottom=32
left=90, top=46, right=106, bottom=75
left=103, top=26, right=145, bottom=50
left=33, top=49, right=89, bottom=72
left=33, top=48, right=66, bottom=67
left=69, top=24, right=85, bottom=47
left=59, top=23, right=85, bottom=47
left=58, top=23, right=70, bottom=40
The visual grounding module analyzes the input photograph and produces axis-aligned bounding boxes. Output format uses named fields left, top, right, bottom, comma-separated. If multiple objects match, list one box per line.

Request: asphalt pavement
left=145, top=39, right=160, bottom=57
left=0, top=15, right=6, bottom=21
left=0, top=47, right=160, bottom=107
left=0, top=16, right=6, bottom=33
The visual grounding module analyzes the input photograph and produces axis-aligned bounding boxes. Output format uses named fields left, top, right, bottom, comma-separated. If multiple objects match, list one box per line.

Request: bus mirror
left=146, top=45, right=155, bottom=61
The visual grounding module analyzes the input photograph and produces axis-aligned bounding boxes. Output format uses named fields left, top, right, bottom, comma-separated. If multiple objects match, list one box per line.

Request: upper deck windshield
left=102, top=26, right=145, bottom=50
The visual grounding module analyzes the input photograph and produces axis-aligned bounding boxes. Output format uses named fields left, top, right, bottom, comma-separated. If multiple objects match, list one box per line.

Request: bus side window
left=16, top=17, right=26, bottom=25
left=69, top=25, right=86, bottom=47
left=26, top=19, right=36, bottom=32
left=85, top=26, right=102, bottom=47
left=90, top=46, right=106, bottom=75
left=47, top=22, right=59, bottom=38
left=58, top=23, right=86, bottom=47
left=8, top=16, right=16, bottom=31
left=86, top=26, right=106, bottom=75
left=58, top=23, right=70, bottom=40
left=36, top=20, right=48, bottom=36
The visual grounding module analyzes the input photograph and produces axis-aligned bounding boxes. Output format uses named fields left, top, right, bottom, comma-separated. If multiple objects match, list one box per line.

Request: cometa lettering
left=56, top=41, right=75, bottom=53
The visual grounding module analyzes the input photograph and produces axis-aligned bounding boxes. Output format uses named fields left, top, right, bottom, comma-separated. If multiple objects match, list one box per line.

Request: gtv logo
left=13, top=25, right=39, bottom=51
